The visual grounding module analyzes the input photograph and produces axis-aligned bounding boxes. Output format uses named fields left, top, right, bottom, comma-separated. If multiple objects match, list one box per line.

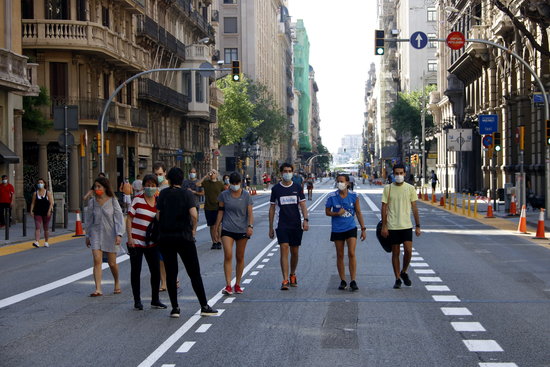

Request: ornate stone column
left=70, top=145, right=80, bottom=211
left=38, top=142, right=48, bottom=180
left=13, top=109, right=25, bottom=216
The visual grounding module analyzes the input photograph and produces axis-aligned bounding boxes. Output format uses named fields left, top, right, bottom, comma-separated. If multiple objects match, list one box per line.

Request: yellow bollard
left=467, top=194, right=471, bottom=217
left=473, top=200, right=478, bottom=218
left=462, top=197, right=465, bottom=215
left=454, top=193, right=458, bottom=212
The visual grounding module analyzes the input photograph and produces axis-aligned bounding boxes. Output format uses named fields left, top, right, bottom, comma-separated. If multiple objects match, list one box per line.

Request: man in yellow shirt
left=381, top=164, right=421, bottom=289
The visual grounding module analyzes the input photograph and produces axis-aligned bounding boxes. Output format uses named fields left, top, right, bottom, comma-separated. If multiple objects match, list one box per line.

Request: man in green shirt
left=198, top=169, right=224, bottom=249
left=381, top=163, right=421, bottom=289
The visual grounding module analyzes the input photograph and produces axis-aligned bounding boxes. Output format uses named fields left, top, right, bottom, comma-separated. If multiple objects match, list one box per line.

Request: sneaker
left=211, top=243, right=217, bottom=250
left=393, top=279, right=402, bottom=289
left=338, top=280, right=347, bottom=290
left=216, top=242, right=223, bottom=249
left=200, top=305, right=218, bottom=316
left=349, top=280, right=359, bottom=291
left=32, top=242, right=40, bottom=248
left=280, top=280, right=289, bottom=290
left=170, top=307, right=180, bottom=318
left=222, top=285, right=233, bottom=295
left=289, top=274, right=297, bottom=287
left=400, top=272, right=412, bottom=286
left=234, top=284, right=243, bottom=294
left=151, top=301, right=167, bottom=309
left=44, top=242, right=49, bottom=248
left=134, top=301, right=143, bottom=310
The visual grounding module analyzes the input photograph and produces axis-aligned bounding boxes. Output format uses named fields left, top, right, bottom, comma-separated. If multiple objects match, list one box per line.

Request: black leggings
left=159, top=237, right=208, bottom=308
left=129, top=246, right=161, bottom=303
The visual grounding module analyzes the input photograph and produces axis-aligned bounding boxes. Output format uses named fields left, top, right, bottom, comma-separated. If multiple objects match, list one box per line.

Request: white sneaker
left=44, top=242, right=49, bottom=248
left=32, top=242, right=40, bottom=248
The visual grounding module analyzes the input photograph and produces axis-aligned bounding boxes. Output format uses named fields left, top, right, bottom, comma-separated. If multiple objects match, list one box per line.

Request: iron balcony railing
left=138, top=78, right=189, bottom=113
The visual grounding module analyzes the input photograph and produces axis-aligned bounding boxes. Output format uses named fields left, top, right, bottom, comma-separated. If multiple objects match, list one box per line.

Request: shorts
left=34, top=214, right=51, bottom=230
left=388, top=228, right=413, bottom=245
left=330, top=227, right=357, bottom=242
left=221, top=229, right=250, bottom=241
left=205, top=209, right=218, bottom=226
left=276, top=228, right=303, bottom=247
left=431, top=182, right=436, bottom=190
left=123, top=194, right=132, bottom=205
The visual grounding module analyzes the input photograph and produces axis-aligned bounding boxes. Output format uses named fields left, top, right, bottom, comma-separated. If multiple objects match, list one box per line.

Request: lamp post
left=251, top=142, right=260, bottom=186
left=442, top=120, right=453, bottom=199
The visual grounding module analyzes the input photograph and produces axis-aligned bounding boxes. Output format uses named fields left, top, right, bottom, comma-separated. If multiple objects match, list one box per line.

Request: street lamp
left=251, top=142, right=261, bottom=185
left=442, top=120, right=454, bottom=199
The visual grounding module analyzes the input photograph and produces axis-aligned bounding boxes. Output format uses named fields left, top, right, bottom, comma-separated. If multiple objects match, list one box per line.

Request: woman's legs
left=178, top=242, right=208, bottom=307
left=159, top=260, right=167, bottom=290
left=235, top=238, right=248, bottom=286
left=143, top=247, right=162, bottom=303
left=346, top=237, right=357, bottom=281
left=160, top=245, right=179, bottom=308
left=334, top=240, right=346, bottom=280
left=91, top=249, right=103, bottom=293
left=106, top=251, right=120, bottom=292
left=129, top=247, right=144, bottom=302
left=34, top=215, right=42, bottom=243
left=43, top=215, right=51, bottom=242
left=222, top=236, right=235, bottom=286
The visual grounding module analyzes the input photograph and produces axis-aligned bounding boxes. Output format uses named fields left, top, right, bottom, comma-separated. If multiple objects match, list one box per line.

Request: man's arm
left=299, top=201, right=309, bottom=231
left=412, top=201, right=421, bottom=236
left=189, top=206, right=198, bottom=237
left=268, top=204, right=276, bottom=238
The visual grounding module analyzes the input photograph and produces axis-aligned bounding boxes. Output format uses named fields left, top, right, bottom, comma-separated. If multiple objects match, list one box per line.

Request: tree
left=23, top=87, right=52, bottom=135
left=389, top=86, right=435, bottom=138
left=315, top=143, right=331, bottom=173
left=247, top=83, right=289, bottom=145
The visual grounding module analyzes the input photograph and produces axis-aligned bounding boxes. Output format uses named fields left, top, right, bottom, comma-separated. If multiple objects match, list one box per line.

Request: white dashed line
left=451, top=322, right=486, bottom=332
left=223, top=297, right=236, bottom=304
left=256, top=265, right=265, bottom=269
left=411, top=257, right=425, bottom=261
left=432, top=295, right=461, bottom=302
left=196, top=324, right=212, bottom=333
left=242, top=279, right=252, bottom=284
left=267, top=253, right=274, bottom=257
left=161, top=365, right=176, bottom=367
left=479, top=363, right=518, bottom=367
left=419, top=276, right=442, bottom=282
left=414, top=269, right=436, bottom=274
left=410, top=262, right=429, bottom=267
left=262, top=258, right=270, bottom=263
left=412, top=251, right=419, bottom=255
left=426, top=285, right=450, bottom=292
left=176, top=341, right=196, bottom=353
left=462, top=340, right=503, bottom=352
left=250, top=271, right=259, bottom=276
left=441, top=307, right=472, bottom=316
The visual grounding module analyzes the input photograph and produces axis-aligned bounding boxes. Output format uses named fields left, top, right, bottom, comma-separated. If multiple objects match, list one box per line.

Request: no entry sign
left=446, top=31, right=465, bottom=50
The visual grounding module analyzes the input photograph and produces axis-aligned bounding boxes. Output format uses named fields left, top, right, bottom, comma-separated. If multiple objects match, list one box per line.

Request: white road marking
left=262, top=258, right=270, bottom=263
left=426, top=285, right=450, bottom=292
left=161, top=364, right=176, bottom=367
left=441, top=307, right=472, bottom=316
left=411, top=257, right=424, bottom=261
left=462, top=340, right=503, bottom=352
left=412, top=251, right=419, bottom=255
left=433, top=295, right=461, bottom=302
left=256, top=265, right=265, bottom=269
left=479, top=364, right=518, bottom=367
left=223, top=297, right=235, bottom=304
left=176, top=341, right=196, bottom=353
left=242, top=279, right=252, bottom=284
left=195, top=324, right=212, bottom=333
left=419, top=276, right=442, bottom=282
left=267, top=252, right=274, bottom=256
left=451, top=322, right=486, bottom=332
left=414, top=269, right=436, bottom=274
left=410, top=262, right=429, bottom=267
left=250, top=271, right=259, bottom=276
left=360, top=193, right=380, bottom=212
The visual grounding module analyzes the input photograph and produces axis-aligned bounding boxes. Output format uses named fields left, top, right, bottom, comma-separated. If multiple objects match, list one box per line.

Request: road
left=1, top=179, right=549, bottom=367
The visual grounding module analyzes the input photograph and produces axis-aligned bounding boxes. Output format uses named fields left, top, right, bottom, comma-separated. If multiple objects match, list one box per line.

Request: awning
left=0, top=142, right=19, bottom=163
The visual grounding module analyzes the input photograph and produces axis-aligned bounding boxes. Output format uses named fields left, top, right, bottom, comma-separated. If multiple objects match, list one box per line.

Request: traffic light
left=493, top=131, right=502, bottom=152
left=231, top=60, right=241, bottom=82
left=411, top=154, right=418, bottom=166
left=405, top=156, right=410, bottom=164
left=546, top=120, right=550, bottom=145
left=374, top=30, right=385, bottom=55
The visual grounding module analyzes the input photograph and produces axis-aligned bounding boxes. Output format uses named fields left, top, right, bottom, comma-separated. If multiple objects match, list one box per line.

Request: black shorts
left=276, top=228, right=303, bottom=247
left=431, top=182, right=436, bottom=189
left=221, top=229, right=249, bottom=241
left=330, top=228, right=357, bottom=242
left=205, top=209, right=218, bottom=226
left=388, top=228, right=413, bottom=245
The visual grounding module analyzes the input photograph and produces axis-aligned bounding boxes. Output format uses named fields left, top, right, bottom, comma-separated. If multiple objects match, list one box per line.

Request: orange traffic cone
left=423, top=193, right=428, bottom=201
left=439, top=196, right=445, bottom=206
left=73, top=210, right=85, bottom=237
left=418, top=190, right=422, bottom=200
left=485, top=204, right=495, bottom=218
left=517, top=205, right=528, bottom=234
left=533, top=209, right=547, bottom=239
left=432, top=194, right=436, bottom=203
left=509, top=195, right=517, bottom=216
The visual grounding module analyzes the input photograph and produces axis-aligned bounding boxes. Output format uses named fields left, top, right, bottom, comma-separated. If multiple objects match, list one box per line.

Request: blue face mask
left=282, top=173, right=293, bottom=181
left=230, top=184, right=241, bottom=192
left=144, top=187, right=157, bottom=197
left=37, top=183, right=45, bottom=189
left=157, top=176, right=165, bottom=184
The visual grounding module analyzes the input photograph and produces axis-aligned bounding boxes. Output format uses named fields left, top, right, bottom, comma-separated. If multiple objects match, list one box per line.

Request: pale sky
left=288, top=0, right=379, bottom=154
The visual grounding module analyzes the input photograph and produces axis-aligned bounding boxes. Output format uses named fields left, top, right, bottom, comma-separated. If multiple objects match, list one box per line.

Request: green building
left=293, top=20, right=311, bottom=152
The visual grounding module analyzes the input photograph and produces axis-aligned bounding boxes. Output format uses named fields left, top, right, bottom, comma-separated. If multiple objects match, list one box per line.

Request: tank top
left=34, top=190, right=50, bottom=216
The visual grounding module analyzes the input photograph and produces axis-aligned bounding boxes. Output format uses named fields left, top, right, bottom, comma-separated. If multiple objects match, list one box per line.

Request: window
left=102, top=6, right=110, bottom=27
left=195, top=72, right=204, bottom=103
left=49, top=62, right=68, bottom=100
left=224, top=48, right=238, bottom=64
left=428, top=33, right=436, bottom=48
left=45, top=0, right=69, bottom=20
left=116, top=80, right=123, bottom=103
left=126, top=81, right=132, bottom=105
left=427, top=7, right=436, bottom=22
left=182, top=72, right=192, bottom=98
left=224, top=17, right=237, bottom=33
left=223, top=0, right=236, bottom=4
left=428, top=59, right=437, bottom=72
left=22, top=0, right=34, bottom=19
left=103, top=73, right=110, bottom=99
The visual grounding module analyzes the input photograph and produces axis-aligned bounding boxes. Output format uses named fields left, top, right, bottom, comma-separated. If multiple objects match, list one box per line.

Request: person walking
left=85, top=177, right=125, bottom=297
left=198, top=169, right=224, bottom=249
left=153, top=161, right=170, bottom=291
left=119, top=178, right=133, bottom=214
left=126, top=174, right=166, bottom=311
left=380, top=163, right=421, bottom=289
left=215, top=172, right=254, bottom=295
left=430, top=170, right=438, bottom=196
left=325, top=174, right=366, bottom=291
left=222, top=174, right=230, bottom=190
left=305, top=175, right=314, bottom=200
left=83, top=172, right=106, bottom=201
left=182, top=168, right=204, bottom=217
left=132, top=174, right=143, bottom=196
left=30, top=178, right=54, bottom=248
left=269, top=163, right=309, bottom=290
left=0, top=175, right=15, bottom=227
left=349, top=174, right=356, bottom=191
left=156, top=167, right=217, bottom=318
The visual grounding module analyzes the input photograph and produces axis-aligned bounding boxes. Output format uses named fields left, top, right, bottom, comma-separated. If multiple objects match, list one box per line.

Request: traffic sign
left=410, top=31, right=428, bottom=49
left=479, top=114, right=498, bottom=134
left=533, top=93, right=549, bottom=104
left=446, top=31, right=465, bottom=50
left=482, top=135, right=493, bottom=148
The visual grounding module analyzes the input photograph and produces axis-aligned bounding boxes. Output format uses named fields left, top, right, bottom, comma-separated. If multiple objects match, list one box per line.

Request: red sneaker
left=289, top=274, right=297, bottom=287
left=280, top=280, right=289, bottom=290
left=234, top=284, right=243, bottom=294
left=222, top=285, right=233, bottom=295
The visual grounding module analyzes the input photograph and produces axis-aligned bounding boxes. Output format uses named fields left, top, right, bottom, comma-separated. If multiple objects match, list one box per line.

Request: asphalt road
left=1, top=179, right=549, bottom=367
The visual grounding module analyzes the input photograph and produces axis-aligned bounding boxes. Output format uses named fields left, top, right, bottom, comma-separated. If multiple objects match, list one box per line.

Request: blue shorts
left=276, top=228, right=303, bottom=247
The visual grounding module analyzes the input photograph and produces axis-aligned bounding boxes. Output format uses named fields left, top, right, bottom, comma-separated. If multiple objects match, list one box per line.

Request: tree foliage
left=389, top=86, right=435, bottom=138
left=315, top=143, right=331, bottom=172
left=23, top=87, right=52, bottom=135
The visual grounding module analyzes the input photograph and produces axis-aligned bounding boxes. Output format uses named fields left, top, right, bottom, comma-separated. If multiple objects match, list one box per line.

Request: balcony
left=138, top=78, right=189, bottom=113
left=136, top=15, right=186, bottom=60
left=0, top=49, right=37, bottom=93
left=185, top=44, right=211, bottom=62
left=131, top=107, right=148, bottom=128
left=112, top=0, right=145, bottom=14
left=22, top=20, right=148, bottom=72
left=209, top=85, right=224, bottom=108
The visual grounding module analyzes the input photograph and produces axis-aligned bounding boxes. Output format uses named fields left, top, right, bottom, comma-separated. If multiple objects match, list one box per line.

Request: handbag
left=376, top=184, right=393, bottom=253
left=145, top=217, right=160, bottom=246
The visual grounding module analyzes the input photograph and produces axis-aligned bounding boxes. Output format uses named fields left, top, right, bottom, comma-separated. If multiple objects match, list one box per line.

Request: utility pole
left=420, top=72, right=426, bottom=186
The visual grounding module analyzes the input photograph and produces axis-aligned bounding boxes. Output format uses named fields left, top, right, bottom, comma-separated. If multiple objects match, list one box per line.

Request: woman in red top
left=126, top=174, right=167, bottom=311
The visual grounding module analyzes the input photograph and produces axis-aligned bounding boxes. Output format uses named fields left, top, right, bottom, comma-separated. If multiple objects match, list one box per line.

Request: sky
left=288, top=0, right=379, bottom=154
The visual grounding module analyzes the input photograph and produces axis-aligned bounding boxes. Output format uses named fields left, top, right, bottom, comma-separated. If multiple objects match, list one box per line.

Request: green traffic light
left=232, top=74, right=240, bottom=82
left=376, top=47, right=384, bottom=55
left=495, top=146, right=502, bottom=152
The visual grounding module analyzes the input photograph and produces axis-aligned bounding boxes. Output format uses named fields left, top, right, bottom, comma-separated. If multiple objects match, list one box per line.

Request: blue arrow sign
left=479, top=114, right=498, bottom=134
left=410, top=31, right=428, bottom=49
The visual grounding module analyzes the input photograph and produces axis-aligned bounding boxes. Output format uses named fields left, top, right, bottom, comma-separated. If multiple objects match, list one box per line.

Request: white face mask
left=2, top=180, right=7, bottom=184
left=282, top=172, right=293, bottom=181
left=394, top=175, right=405, bottom=184
left=337, top=182, right=347, bottom=191
left=230, top=184, right=241, bottom=192
left=189, top=173, right=196, bottom=179
left=37, top=183, right=45, bottom=189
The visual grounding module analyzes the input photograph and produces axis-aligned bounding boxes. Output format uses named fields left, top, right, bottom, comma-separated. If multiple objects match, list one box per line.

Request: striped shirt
left=128, top=194, right=157, bottom=247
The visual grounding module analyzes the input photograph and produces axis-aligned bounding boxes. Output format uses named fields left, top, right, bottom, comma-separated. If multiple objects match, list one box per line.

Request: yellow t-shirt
left=381, top=182, right=417, bottom=230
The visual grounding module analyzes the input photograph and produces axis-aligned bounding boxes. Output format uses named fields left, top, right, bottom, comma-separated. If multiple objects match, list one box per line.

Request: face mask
left=282, top=173, right=293, bottom=181
left=37, top=183, right=44, bottom=189
left=2, top=180, right=7, bottom=184
left=337, top=182, right=347, bottom=191
left=144, top=187, right=157, bottom=197
left=230, top=184, right=241, bottom=192
left=95, top=189, right=104, bottom=196
left=189, top=173, right=196, bottom=179
left=224, top=179, right=230, bottom=185
left=157, top=176, right=165, bottom=184
left=394, top=175, right=405, bottom=184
